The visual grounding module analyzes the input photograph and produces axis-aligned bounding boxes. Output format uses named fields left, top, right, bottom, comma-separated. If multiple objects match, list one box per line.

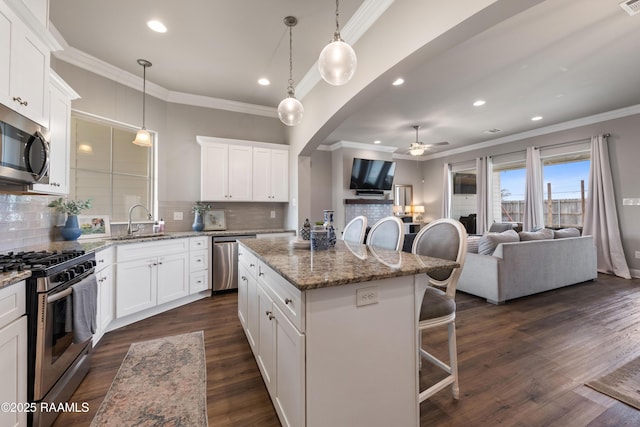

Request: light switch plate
left=173, top=211, right=183, bottom=220
left=623, top=198, right=640, bottom=206
left=356, top=286, right=379, bottom=307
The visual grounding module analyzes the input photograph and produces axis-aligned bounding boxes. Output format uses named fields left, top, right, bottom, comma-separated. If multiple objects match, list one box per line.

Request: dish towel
left=72, top=275, right=98, bottom=344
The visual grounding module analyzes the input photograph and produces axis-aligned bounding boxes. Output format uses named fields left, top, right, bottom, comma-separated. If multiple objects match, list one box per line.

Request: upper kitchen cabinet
left=253, top=147, right=289, bottom=202
left=200, top=140, right=253, bottom=201
left=0, top=0, right=59, bottom=127
left=198, top=136, right=289, bottom=203
left=31, top=70, right=79, bottom=195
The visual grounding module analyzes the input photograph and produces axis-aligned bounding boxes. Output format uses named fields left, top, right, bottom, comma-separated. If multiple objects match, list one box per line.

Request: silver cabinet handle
left=241, top=276, right=247, bottom=281
left=265, top=310, right=272, bottom=317
left=285, top=298, right=292, bottom=305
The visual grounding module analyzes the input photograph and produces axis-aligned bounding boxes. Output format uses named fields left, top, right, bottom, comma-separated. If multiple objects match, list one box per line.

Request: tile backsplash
left=0, top=194, right=288, bottom=251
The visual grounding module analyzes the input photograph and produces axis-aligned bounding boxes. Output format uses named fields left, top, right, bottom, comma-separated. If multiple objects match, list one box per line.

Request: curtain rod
left=485, top=133, right=609, bottom=160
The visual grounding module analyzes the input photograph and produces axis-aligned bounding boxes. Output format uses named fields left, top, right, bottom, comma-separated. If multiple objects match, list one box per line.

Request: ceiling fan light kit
left=408, top=125, right=448, bottom=156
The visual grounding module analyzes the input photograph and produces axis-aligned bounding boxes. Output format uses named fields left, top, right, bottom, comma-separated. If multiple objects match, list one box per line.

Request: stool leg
left=448, top=321, right=459, bottom=399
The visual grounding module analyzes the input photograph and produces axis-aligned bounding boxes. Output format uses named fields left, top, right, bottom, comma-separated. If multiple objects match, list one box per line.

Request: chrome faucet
left=127, top=204, right=153, bottom=235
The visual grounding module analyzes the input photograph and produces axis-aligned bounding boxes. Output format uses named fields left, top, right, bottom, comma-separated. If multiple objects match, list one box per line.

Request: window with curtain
left=69, top=115, right=155, bottom=222
left=541, top=152, right=590, bottom=228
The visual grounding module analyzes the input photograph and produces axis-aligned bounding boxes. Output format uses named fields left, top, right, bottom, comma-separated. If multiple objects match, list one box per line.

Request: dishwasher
left=212, top=235, right=256, bottom=292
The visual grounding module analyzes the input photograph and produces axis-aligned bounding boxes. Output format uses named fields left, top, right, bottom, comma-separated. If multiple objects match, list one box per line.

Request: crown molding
left=327, top=140, right=398, bottom=153
left=296, top=0, right=395, bottom=100
left=49, top=24, right=277, bottom=118
left=421, top=103, right=640, bottom=161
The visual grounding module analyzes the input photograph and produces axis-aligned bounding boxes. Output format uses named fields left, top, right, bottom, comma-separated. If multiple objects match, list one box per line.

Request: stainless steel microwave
left=0, top=103, right=50, bottom=185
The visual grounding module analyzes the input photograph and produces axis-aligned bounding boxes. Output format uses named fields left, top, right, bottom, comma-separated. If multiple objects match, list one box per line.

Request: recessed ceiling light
left=531, top=116, right=543, bottom=121
left=473, top=99, right=486, bottom=107
left=392, top=78, right=404, bottom=86
left=147, top=20, right=167, bottom=33
left=258, top=78, right=270, bottom=86
left=373, top=140, right=381, bottom=144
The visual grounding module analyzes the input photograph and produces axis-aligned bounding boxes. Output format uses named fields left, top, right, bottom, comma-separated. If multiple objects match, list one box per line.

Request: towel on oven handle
left=72, top=274, right=98, bottom=343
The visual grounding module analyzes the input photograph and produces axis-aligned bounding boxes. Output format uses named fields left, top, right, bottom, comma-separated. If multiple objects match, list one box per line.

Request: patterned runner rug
left=91, top=331, right=208, bottom=426
left=586, top=356, right=640, bottom=410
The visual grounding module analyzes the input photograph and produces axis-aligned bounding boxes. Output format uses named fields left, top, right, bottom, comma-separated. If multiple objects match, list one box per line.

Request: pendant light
left=278, top=16, right=304, bottom=126
left=132, top=59, right=153, bottom=147
left=318, top=0, right=357, bottom=86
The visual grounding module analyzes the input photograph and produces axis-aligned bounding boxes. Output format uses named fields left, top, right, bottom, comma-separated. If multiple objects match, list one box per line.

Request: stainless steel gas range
left=0, top=250, right=96, bottom=427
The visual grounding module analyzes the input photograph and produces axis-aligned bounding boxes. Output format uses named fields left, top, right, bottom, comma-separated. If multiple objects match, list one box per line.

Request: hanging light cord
left=335, top=0, right=341, bottom=36
left=287, top=24, right=295, bottom=97
left=141, top=64, right=147, bottom=129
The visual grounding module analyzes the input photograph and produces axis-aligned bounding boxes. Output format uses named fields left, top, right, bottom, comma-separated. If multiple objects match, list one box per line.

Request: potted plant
left=48, top=197, right=92, bottom=240
left=191, top=203, right=211, bottom=232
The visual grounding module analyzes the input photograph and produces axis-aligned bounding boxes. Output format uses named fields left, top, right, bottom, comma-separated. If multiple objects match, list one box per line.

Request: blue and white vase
left=60, top=215, right=82, bottom=241
left=323, top=210, right=336, bottom=246
left=192, top=212, right=204, bottom=232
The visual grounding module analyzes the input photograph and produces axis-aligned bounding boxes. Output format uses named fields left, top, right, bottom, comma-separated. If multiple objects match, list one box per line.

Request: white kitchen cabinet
left=256, top=282, right=275, bottom=394
left=200, top=141, right=252, bottom=201
left=189, top=236, right=210, bottom=294
left=115, top=238, right=189, bottom=318
left=252, top=147, right=289, bottom=202
left=31, top=71, right=79, bottom=195
left=238, top=244, right=259, bottom=353
left=0, top=281, right=27, bottom=427
left=0, top=0, right=49, bottom=126
left=94, top=247, right=114, bottom=346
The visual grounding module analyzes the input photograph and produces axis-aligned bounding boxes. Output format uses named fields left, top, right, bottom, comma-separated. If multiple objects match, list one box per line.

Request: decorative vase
left=323, top=210, right=336, bottom=246
left=60, top=215, right=82, bottom=241
left=192, top=212, right=205, bottom=232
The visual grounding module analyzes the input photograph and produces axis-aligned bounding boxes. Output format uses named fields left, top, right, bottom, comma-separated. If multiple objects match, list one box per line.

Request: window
left=492, top=160, right=526, bottom=225
left=542, top=153, right=590, bottom=228
left=69, top=115, right=155, bottom=222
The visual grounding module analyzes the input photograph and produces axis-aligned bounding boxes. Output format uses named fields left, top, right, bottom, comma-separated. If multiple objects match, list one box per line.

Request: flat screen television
left=349, top=158, right=396, bottom=191
left=453, top=172, right=476, bottom=194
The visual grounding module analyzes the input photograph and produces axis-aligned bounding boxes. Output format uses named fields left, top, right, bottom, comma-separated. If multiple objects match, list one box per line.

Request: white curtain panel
left=524, top=146, right=544, bottom=231
left=475, top=157, right=491, bottom=234
left=441, top=163, right=452, bottom=218
left=583, top=135, right=630, bottom=279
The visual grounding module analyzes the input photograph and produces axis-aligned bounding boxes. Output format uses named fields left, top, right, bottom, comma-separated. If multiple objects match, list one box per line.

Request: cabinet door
left=0, top=316, right=27, bottom=427
left=116, top=258, right=157, bottom=317
left=12, top=26, right=48, bottom=126
left=157, top=252, right=189, bottom=305
left=0, top=4, right=13, bottom=108
left=273, top=304, right=305, bottom=427
left=270, top=149, right=289, bottom=202
left=228, top=145, right=252, bottom=200
left=201, top=142, right=228, bottom=200
left=98, top=265, right=114, bottom=332
left=32, top=84, right=70, bottom=194
left=246, top=272, right=259, bottom=353
left=256, top=283, right=275, bottom=394
left=238, top=266, right=248, bottom=328
left=252, top=147, right=271, bottom=201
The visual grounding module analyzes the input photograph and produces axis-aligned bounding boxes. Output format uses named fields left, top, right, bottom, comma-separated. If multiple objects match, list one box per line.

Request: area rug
left=586, top=356, right=640, bottom=410
left=91, top=331, right=208, bottom=426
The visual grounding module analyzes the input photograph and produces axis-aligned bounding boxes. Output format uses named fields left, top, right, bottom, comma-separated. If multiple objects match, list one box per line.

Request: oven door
left=33, top=279, right=92, bottom=401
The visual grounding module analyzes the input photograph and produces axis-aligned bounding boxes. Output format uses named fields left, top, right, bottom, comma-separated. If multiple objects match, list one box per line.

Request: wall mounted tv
left=453, top=172, right=477, bottom=194
left=349, top=158, right=396, bottom=192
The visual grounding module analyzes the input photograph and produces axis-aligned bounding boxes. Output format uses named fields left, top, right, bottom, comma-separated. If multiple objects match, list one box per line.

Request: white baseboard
left=629, top=268, right=640, bottom=279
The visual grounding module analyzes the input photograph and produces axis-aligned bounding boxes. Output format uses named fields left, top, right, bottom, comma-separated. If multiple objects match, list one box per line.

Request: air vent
left=483, top=128, right=502, bottom=134
left=620, top=0, right=640, bottom=16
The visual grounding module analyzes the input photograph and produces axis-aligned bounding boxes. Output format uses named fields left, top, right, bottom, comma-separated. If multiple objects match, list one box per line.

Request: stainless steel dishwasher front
left=212, top=235, right=256, bottom=292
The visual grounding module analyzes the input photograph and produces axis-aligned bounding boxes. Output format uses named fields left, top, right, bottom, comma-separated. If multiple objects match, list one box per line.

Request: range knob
left=74, top=265, right=85, bottom=274
left=56, top=270, right=73, bottom=282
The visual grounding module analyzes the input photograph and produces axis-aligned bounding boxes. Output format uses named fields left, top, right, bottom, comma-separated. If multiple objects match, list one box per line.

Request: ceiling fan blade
left=422, top=141, right=449, bottom=147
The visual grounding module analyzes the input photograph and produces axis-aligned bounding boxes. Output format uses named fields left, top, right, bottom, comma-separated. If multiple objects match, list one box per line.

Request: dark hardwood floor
left=54, top=274, right=640, bottom=427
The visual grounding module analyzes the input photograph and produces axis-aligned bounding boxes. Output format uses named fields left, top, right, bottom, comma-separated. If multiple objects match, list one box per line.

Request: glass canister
left=323, top=209, right=336, bottom=246
left=311, top=229, right=330, bottom=250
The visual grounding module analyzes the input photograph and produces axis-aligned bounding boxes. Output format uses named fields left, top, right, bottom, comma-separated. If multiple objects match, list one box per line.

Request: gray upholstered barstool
left=411, top=218, right=467, bottom=401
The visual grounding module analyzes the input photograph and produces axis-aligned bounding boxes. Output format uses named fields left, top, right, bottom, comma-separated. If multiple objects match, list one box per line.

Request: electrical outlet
left=356, top=286, right=379, bottom=307
left=636, top=251, right=640, bottom=259
left=270, top=210, right=276, bottom=219
left=173, top=211, right=183, bottom=220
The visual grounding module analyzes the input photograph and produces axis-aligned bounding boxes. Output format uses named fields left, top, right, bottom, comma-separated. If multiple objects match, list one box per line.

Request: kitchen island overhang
left=237, top=236, right=459, bottom=427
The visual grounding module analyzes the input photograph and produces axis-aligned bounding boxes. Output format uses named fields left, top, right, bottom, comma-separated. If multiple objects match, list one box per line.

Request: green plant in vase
left=48, top=197, right=92, bottom=240
left=192, top=203, right=211, bottom=232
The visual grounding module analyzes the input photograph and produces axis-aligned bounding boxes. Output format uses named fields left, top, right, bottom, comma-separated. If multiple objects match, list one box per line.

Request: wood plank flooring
left=54, top=274, right=640, bottom=426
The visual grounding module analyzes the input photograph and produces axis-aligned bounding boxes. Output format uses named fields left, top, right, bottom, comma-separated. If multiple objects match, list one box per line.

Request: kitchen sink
left=107, top=233, right=166, bottom=241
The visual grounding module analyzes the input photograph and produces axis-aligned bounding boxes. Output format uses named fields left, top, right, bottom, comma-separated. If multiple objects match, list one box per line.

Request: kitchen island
left=237, top=237, right=459, bottom=427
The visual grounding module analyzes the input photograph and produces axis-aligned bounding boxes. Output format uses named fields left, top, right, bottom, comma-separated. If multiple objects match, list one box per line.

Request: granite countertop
left=238, top=237, right=459, bottom=291
left=0, top=228, right=294, bottom=290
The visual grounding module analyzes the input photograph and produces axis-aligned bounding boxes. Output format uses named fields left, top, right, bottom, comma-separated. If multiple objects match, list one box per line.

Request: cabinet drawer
left=190, top=250, right=209, bottom=272
left=257, top=262, right=304, bottom=332
left=117, top=238, right=189, bottom=262
left=0, top=280, right=26, bottom=329
left=95, top=247, right=114, bottom=271
left=190, top=271, right=209, bottom=293
left=238, top=245, right=258, bottom=277
left=190, top=236, right=209, bottom=251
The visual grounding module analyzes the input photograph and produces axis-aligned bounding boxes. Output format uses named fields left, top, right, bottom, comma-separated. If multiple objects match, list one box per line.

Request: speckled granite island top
left=238, top=237, right=459, bottom=291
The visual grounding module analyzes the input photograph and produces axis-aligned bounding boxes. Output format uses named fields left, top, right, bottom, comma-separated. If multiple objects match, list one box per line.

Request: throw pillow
left=478, top=229, right=520, bottom=255
left=553, top=227, right=581, bottom=239
left=518, top=228, right=554, bottom=241
left=467, top=235, right=481, bottom=253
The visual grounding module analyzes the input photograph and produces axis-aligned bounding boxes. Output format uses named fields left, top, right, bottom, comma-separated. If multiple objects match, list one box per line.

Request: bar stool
left=342, top=215, right=367, bottom=244
left=366, top=216, right=404, bottom=251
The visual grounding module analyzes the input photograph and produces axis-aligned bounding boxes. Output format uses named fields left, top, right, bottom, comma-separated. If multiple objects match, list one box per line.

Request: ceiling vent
left=483, top=128, right=502, bottom=134
left=620, top=0, right=640, bottom=16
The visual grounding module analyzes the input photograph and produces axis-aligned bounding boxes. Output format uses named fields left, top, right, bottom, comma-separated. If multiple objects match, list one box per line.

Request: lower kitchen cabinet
left=0, top=281, right=27, bottom=427
left=94, top=247, right=114, bottom=346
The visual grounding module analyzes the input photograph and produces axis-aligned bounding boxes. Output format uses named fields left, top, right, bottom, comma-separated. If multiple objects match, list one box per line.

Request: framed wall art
left=204, top=210, right=226, bottom=230
left=77, top=215, right=111, bottom=239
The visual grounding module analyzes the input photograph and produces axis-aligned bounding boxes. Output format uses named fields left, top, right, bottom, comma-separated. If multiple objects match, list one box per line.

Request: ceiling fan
left=407, top=125, right=449, bottom=156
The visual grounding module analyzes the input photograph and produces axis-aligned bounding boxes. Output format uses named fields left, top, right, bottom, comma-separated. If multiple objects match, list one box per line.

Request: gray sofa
left=457, top=235, right=597, bottom=304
